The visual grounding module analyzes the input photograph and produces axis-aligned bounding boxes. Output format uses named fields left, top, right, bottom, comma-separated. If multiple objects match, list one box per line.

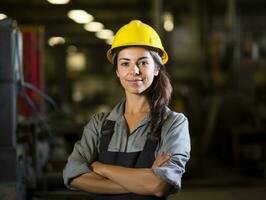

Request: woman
left=63, top=20, right=191, bottom=200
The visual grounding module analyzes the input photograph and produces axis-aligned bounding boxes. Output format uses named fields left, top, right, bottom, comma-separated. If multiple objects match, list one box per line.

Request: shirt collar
left=106, top=99, right=171, bottom=123
left=106, top=99, right=126, bottom=122
left=106, top=99, right=151, bottom=124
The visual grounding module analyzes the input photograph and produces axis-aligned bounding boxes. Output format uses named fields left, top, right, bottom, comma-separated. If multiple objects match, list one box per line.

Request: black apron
left=94, top=120, right=167, bottom=200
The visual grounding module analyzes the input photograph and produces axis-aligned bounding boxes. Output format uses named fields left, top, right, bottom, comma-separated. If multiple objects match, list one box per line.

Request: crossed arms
left=70, top=152, right=171, bottom=197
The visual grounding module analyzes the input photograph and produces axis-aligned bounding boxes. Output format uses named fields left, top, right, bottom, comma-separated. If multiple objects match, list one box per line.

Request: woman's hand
left=152, top=152, right=171, bottom=169
left=91, top=161, right=107, bottom=176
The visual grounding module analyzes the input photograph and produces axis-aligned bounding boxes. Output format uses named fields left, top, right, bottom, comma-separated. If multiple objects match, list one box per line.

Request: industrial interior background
left=0, top=0, right=266, bottom=199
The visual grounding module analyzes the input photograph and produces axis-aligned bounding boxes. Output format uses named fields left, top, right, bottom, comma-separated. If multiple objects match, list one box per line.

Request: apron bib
left=94, top=120, right=166, bottom=200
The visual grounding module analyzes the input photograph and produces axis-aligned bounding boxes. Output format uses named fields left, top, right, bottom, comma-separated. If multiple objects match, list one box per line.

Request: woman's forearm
left=92, top=163, right=170, bottom=197
left=70, top=172, right=130, bottom=194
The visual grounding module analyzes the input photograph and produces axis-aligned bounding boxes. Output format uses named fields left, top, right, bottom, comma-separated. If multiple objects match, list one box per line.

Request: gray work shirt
left=63, top=100, right=191, bottom=192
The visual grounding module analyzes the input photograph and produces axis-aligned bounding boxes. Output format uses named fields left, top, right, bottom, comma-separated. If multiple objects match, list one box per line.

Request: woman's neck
left=124, top=95, right=150, bottom=114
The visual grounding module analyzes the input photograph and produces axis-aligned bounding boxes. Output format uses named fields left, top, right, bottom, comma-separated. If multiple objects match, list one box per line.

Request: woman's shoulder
left=161, top=109, right=190, bottom=138
left=83, top=100, right=124, bottom=130
left=164, top=108, right=188, bottom=125
left=84, top=111, right=111, bottom=130
left=92, top=111, right=111, bottom=120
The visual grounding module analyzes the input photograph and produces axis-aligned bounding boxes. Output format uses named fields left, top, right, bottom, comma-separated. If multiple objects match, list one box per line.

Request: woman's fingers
left=91, top=161, right=105, bottom=176
left=152, top=152, right=171, bottom=168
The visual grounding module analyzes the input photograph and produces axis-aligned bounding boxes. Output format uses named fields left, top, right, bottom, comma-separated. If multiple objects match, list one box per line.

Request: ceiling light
left=95, top=29, right=114, bottom=40
left=46, top=0, right=70, bottom=4
left=163, top=12, right=174, bottom=32
left=84, top=22, right=104, bottom=32
left=67, top=52, right=86, bottom=72
left=48, top=37, right=65, bottom=46
left=68, top=10, right=94, bottom=24
left=67, top=45, right=78, bottom=54
left=0, top=13, right=7, bottom=20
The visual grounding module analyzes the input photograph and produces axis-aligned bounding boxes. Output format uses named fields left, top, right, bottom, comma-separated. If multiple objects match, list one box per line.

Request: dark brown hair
left=148, top=51, right=172, bottom=137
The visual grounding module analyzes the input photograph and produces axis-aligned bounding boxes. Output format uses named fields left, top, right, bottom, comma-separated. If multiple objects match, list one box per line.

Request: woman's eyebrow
left=118, top=58, right=130, bottom=61
left=137, top=56, right=149, bottom=61
left=118, top=56, right=149, bottom=62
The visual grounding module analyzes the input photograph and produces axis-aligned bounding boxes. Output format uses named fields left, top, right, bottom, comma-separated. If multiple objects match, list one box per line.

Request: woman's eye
left=138, top=61, right=149, bottom=66
left=121, top=62, right=129, bottom=67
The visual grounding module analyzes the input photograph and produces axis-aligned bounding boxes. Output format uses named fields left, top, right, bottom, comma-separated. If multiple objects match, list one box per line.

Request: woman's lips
left=127, top=79, right=142, bottom=85
left=128, top=79, right=142, bottom=81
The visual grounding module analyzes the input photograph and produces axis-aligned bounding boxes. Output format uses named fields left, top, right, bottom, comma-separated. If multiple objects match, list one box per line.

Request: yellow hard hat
left=107, top=20, right=168, bottom=64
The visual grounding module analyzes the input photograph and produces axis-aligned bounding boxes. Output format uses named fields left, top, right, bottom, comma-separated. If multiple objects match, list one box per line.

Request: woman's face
left=116, top=47, right=159, bottom=95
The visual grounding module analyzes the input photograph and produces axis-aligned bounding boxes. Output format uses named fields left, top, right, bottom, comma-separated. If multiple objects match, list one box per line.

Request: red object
left=18, top=26, right=45, bottom=117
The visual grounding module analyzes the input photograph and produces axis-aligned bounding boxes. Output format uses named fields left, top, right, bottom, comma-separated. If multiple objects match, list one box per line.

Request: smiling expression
left=116, top=47, right=159, bottom=95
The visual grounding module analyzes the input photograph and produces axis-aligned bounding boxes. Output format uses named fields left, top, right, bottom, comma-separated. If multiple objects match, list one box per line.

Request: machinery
left=0, top=18, right=20, bottom=199
left=0, top=18, right=51, bottom=200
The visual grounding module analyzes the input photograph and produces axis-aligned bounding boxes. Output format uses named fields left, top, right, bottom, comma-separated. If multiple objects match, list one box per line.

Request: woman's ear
left=154, top=69, right=159, bottom=76
left=116, top=70, right=120, bottom=77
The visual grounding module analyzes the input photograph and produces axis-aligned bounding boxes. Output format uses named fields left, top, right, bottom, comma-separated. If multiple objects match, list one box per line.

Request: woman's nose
left=131, top=64, right=140, bottom=75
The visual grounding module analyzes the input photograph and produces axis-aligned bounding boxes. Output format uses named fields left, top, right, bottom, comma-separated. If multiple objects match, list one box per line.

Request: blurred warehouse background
left=0, top=0, right=266, bottom=199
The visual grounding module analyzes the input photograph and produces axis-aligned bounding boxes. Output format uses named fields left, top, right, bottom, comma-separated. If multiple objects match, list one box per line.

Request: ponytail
left=148, top=51, right=173, bottom=137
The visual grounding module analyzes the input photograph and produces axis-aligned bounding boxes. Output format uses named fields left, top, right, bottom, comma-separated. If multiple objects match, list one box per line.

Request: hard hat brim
left=106, top=45, right=168, bottom=65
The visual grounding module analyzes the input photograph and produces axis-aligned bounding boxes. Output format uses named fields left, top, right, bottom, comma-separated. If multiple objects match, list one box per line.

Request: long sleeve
left=63, top=113, right=104, bottom=189
left=153, top=113, right=191, bottom=192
